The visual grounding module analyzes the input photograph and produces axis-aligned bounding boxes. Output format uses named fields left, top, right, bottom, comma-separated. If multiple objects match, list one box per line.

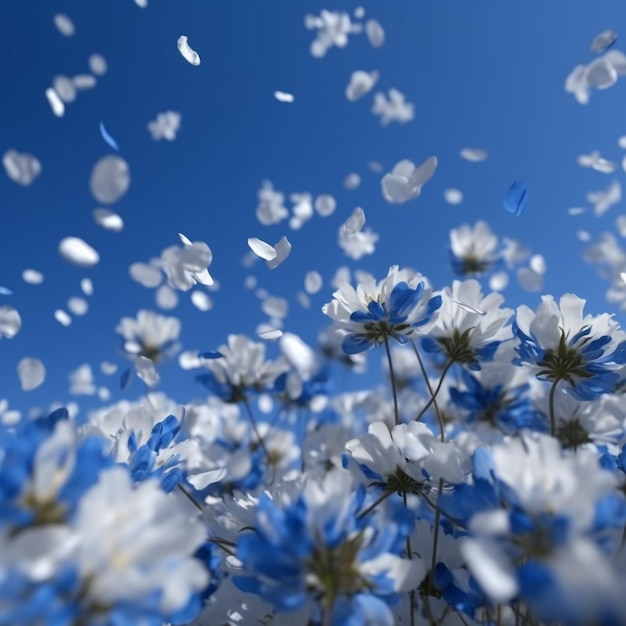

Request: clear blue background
left=2, top=1, right=626, bottom=416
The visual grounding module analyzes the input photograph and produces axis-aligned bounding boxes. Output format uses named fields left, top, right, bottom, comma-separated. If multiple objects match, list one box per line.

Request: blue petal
left=503, top=181, right=527, bottom=216
left=198, top=350, right=223, bottom=359
left=120, top=368, right=132, bottom=389
left=342, top=334, right=372, bottom=355
left=100, top=121, right=120, bottom=151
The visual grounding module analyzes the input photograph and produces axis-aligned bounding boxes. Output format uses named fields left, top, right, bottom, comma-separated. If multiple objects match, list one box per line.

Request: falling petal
left=73, top=74, right=97, bottom=90
left=120, top=368, right=132, bottom=389
left=305, top=271, right=323, bottom=294
left=134, top=0, right=148, bottom=6
left=129, top=262, right=163, bottom=288
left=314, top=194, right=337, bottom=217
left=460, top=148, right=487, bottom=162
left=517, top=267, right=543, bottom=292
left=248, top=237, right=277, bottom=261
left=177, top=35, right=201, bottom=66
left=297, top=291, right=311, bottom=308
left=58, top=237, right=100, bottom=268
left=489, top=271, right=509, bottom=291
left=274, top=91, right=295, bottom=103
left=100, top=361, right=117, bottom=375
left=590, top=30, right=617, bottom=54
left=89, top=53, right=108, bottom=76
left=0, top=287, right=12, bottom=295
left=22, top=269, right=44, bottom=285
left=444, top=188, right=463, bottom=205
left=52, top=76, right=76, bottom=103
left=178, top=232, right=193, bottom=246
left=53, top=13, right=75, bottom=36
left=586, top=57, right=618, bottom=89
left=89, top=155, right=130, bottom=204
left=503, top=181, right=527, bottom=216
left=344, top=173, right=361, bottom=189
left=365, top=19, right=385, bottom=47
left=190, top=291, right=212, bottom=311
left=529, top=254, right=546, bottom=274
left=80, top=278, right=94, bottom=296
left=93, top=208, right=124, bottom=232
left=621, top=272, right=626, bottom=285
left=3, top=150, right=41, bottom=186
left=577, top=229, right=591, bottom=242
left=17, top=358, right=46, bottom=391
left=54, top=310, right=72, bottom=327
left=616, top=215, right=626, bottom=236
left=45, top=88, right=65, bottom=117
left=341, top=207, right=366, bottom=236
left=345, top=70, right=379, bottom=101
left=156, top=285, right=178, bottom=309
left=0, top=306, right=21, bottom=338
left=568, top=207, right=586, bottom=215
left=267, top=237, right=292, bottom=269
left=67, top=297, right=88, bottom=316
left=99, top=122, right=120, bottom=151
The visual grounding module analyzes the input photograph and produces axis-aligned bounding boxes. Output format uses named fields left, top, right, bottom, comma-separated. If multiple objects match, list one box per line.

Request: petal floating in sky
left=0, top=287, right=11, bottom=295
left=54, top=309, right=72, bottom=327
left=365, top=19, right=385, bottom=47
left=22, top=269, right=44, bottom=285
left=89, top=155, right=130, bottom=204
left=99, top=122, right=120, bottom=151
left=3, top=150, right=41, bottom=186
left=0, top=306, right=21, bottom=338
left=45, top=88, right=65, bottom=117
left=590, top=29, right=617, bottom=54
left=274, top=91, right=295, bottom=103
left=80, top=278, right=94, bottom=296
left=345, top=70, right=379, bottom=101
left=67, top=297, right=88, bottom=316
left=444, top=188, right=463, bottom=205
left=304, top=271, right=323, bottom=295
left=73, top=74, right=97, bottom=90
left=314, top=194, right=337, bottom=217
left=54, top=13, right=75, bottom=36
left=177, top=35, right=201, bottom=66
left=503, top=181, right=527, bottom=216
left=58, top=237, right=100, bottom=268
left=248, top=237, right=278, bottom=261
left=267, top=237, right=292, bottom=269
left=191, top=291, right=212, bottom=311
left=93, top=208, right=124, bottom=232
left=89, top=53, right=108, bottom=76
left=460, top=148, right=488, bottom=162
left=53, top=75, right=76, bottom=103
left=17, top=358, right=46, bottom=391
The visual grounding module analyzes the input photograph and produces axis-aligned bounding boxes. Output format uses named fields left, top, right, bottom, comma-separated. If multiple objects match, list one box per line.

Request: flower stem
left=403, top=491, right=416, bottom=626
left=243, top=398, right=271, bottom=464
left=411, top=340, right=446, bottom=441
left=429, top=479, right=444, bottom=579
left=548, top=377, right=561, bottom=437
left=384, top=336, right=400, bottom=425
left=357, top=489, right=394, bottom=520
left=415, top=359, right=454, bottom=423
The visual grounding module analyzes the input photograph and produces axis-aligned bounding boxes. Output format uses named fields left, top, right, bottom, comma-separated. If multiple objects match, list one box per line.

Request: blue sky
left=2, top=1, right=626, bottom=415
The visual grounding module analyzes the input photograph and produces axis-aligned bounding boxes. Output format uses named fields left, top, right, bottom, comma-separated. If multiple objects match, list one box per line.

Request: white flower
left=449, top=220, right=500, bottom=276
left=256, top=180, right=289, bottom=225
left=116, top=310, right=181, bottom=363
left=73, top=467, right=208, bottom=613
left=305, top=10, right=362, bottom=58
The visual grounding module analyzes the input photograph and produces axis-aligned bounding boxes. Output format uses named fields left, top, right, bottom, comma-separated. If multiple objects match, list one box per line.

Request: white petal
left=156, top=285, right=178, bottom=309
left=345, top=70, right=379, bottom=101
left=178, top=232, right=193, bottom=246
left=93, top=208, right=124, bottom=232
left=52, top=75, right=76, bottom=103
left=190, top=291, right=212, bottom=311
left=261, top=296, right=288, bottom=319
left=72, top=74, right=97, bottom=90
left=58, top=237, right=99, bottom=268
left=410, top=156, right=438, bottom=187
left=54, top=310, right=72, bottom=326
left=53, top=13, right=75, bottom=36
left=304, top=271, right=323, bottom=294
left=365, top=19, right=385, bottom=47
left=460, top=147, right=487, bottom=162
left=67, top=297, right=88, bottom=316
left=517, top=267, right=543, bottom=292
left=344, top=173, right=361, bottom=189
left=489, top=271, right=509, bottom=291
left=297, top=291, right=311, bottom=308
left=280, top=333, right=316, bottom=377
left=88, top=53, right=108, bottom=76
left=314, top=194, right=337, bottom=217
left=248, top=237, right=277, bottom=261
left=100, top=361, right=117, bottom=375
left=3, top=150, right=41, bottom=186
left=274, top=91, right=294, bottom=103
left=586, top=57, right=618, bottom=89
left=129, top=262, right=163, bottom=288
left=89, top=156, right=131, bottom=205
left=18, top=358, right=46, bottom=391
left=577, top=229, right=591, bottom=242
left=22, top=269, right=44, bottom=285
left=341, top=207, right=366, bottom=236
left=444, top=188, right=463, bottom=204
left=267, top=237, right=292, bottom=269
left=0, top=306, right=21, bottom=338
left=80, top=278, right=94, bottom=296
left=257, top=324, right=283, bottom=340
left=45, top=88, right=65, bottom=117
left=529, top=254, right=546, bottom=274
left=177, top=36, right=201, bottom=66
left=134, top=0, right=148, bottom=6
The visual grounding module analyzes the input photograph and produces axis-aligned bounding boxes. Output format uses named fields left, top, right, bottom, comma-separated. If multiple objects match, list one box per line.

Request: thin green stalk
left=411, top=339, right=446, bottom=441
left=548, top=377, right=561, bottom=437
left=403, top=491, right=416, bottom=626
left=384, top=336, right=400, bottom=425
left=415, top=359, right=454, bottom=423
left=429, top=479, right=444, bottom=579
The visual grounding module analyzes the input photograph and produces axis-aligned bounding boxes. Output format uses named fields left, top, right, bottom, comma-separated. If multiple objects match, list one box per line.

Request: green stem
left=403, top=491, right=416, bottom=626
left=548, top=377, right=561, bottom=437
left=384, top=336, right=400, bottom=425
left=415, top=359, right=453, bottom=423
left=411, top=340, right=446, bottom=441
left=429, top=479, right=444, bottom=579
